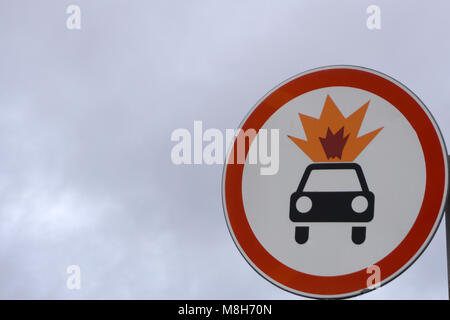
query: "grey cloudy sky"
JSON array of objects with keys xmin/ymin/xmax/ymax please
[{"xmin": 0, "ymin": 0, "xmax": 448, "ymax": 299}]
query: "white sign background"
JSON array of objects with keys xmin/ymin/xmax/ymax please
[{"xmin": 242, "ymin": 86, "xmax": 426, "ymax": 276}]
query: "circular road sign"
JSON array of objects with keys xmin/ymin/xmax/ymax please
[{"xmin": 222, "ymin": 65, "xmax": 448, "ymax": 299}]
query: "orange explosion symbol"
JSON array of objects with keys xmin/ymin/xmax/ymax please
[{"xmin": 288, "ymin": 95, "xmax": 383, "ymax": 162}]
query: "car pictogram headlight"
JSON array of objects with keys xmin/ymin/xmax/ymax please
[
  {"xmin": 296, "ymin": 196, "xmax": 312, "ymax": 213},
  {"xmin": 352, "ymin": 195, "xmax": 368, "ymax": 213}
]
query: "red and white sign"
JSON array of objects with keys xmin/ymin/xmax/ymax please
[{"xmin": 222, "ymin": 66, "xmax": 448, "ymax": 299}]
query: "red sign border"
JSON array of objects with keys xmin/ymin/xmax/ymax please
[{"xmin": 223, "ymin": 66, "xmax": 448, "ymax": 299}]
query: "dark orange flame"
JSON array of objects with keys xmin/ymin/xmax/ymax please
[
  {"xmin": 319, "ymin": 127, "xmax": 349, "ymax": 160},
  {"xmin": 288, "ymin": 95, "xmax": 383, "ymax": 162}
]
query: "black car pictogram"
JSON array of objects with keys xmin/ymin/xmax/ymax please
[{"xmin": 289, "ymin": 162, "xmax": 374, "ymax": 245}]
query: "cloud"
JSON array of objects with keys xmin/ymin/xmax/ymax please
[{"xmin": 0, "ymin": 0, "xmax": 447, "ymax": 299}]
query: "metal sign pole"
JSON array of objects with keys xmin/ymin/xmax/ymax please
[{"xmin": 446, "ymin": 155, "xmax": 450, "ymax": 300}]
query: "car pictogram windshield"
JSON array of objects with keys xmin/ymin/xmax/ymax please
[{"xmin": 303, "ymin": 168, "xmax": 363, "ymax": 192}]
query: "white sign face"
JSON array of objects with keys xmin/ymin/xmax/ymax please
[{"xmin": 222, "ymin": 66, "xmax": 448, "ymax": 299}]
